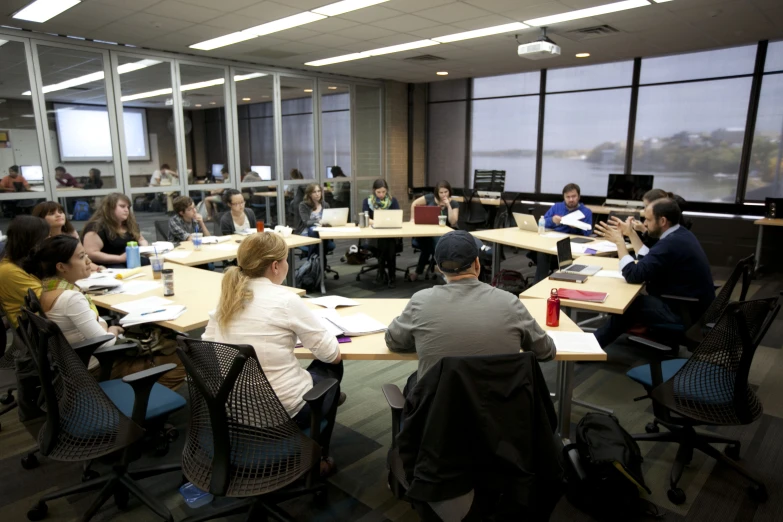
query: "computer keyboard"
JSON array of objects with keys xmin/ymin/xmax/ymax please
[{"xmin": 566, "ymin": 264, "xmax": 586, "ymax": 272}]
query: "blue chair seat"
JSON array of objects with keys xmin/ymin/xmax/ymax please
[
  {"xmin": 627, "ymin": 359, "xmax": 687, "ymax": 389},
  {"xmin": 100, "ymin": 379, "xmax": 186, "ymax": 421}
]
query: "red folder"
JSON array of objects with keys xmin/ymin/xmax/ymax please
[{"xmin": 557, "ymin": 288, "xmax": 608, "ymax": 303}]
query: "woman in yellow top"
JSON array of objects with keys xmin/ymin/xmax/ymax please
[{"xmin": 0, "ymin": 216, "xmax": 50, "ymax": 328}]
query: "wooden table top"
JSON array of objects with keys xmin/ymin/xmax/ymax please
[
  {"xmin": 91, "ymin": 264, "xmax": 304, "ymax": 333},
  {"xmin": 164, "ymin": 233, "xmax": 320, "ymax": 267},
  {"xmin": 294, "ymin": 297, "xmax": 606, "ymax": 362},
  {"xmin": 520, "ymin": 256, "xmax": 643, "ymax": 315},
  {"xmin": 471, "ymin": 227, "xmax": 586, "ymax": 254},
  {"xmin": 316, "ymin": 221, "xmax": 454, "ymax": 240},
  {"xmin": 754, "ymin": 218, "xmax": 783, "ymax": 227}
]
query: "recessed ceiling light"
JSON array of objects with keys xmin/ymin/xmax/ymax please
[
  {"xmin": 13, "ymin": 0, "xmax": 81, "ymax": 23},
  {"xmin": 304, "ymin": 89, "xmax": 313, "ymax": 93},
  {"xmin": 312, "ymin": 0, "xmax": 389, "ymax": 17},
  {"xmin": 433, "ymin": 22, "xmax": 529, "ymax": 43},
  {"xmin": 328, "ymin": 86, "xmax": 338, "ymax": 90},
  {"xmin": 436, "ymin": 71, "xmax": 448, "ymax": 76},
  {"xmin": 195, "ymin": 104, "xmax": 202, "ymax": 107},
  {"xmin": 576, "ymin": 52, "xmax": 590, "ymax": 58},
  {"xmin": 209, "ymin": 102, "xmax": 216, "ymax": 105},
  {"xmin": 525, "ymin": 0, "xmax": 651, "ymax": 27},
  {"xmin": 242, "ymin": 97, "xmax": 251, "ymax": 101}
]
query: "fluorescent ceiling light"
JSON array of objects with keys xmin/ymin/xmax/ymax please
[
  {"xmin": 305, "ymin": 52, "xmax": 371, "ymax": 66},
  {"xmin": 436, "ymin": 71, "xmax": 448, "ymax": 76},
  {"xmin": 368, "ymin": 40, "xmax": 439, "ymax": 56},
  {"xmin": 121, "ymin": 88, "xmax": 173, "ymax": 102},
  {"xmin": 233, "ymin": 72, "xmax": 266, "ymax": 81},
  {"xmin": 244, "ymin": 12, "xmax": 326, "ymax": 36},
  {"xmin": 23, "ymin": 59, "xmax": 161, "ymax": 96},
  {"xmin": 525, "ymin": 0, "xmax": 651, "ymax": 27},
  {"xmin": 120, "ymin": 73, "xmax": 264, "ymax": 102},
  {"xmin": 13, "ymin": 0, "xmax": 80, "ymax": 23},
  {"xmin": 190, "ymin": 32, "xmax": 256, "ymax": 51},
  {"xmin": 652, "ymin": 0, "xmax": 673, "ymax": 2},
  {"xmin": 116, "ymin": 59, "xmax": 162, "ymax": 74},
  {"xmin": 312, "ymin": 0, "xmax": 389, "ymax": 17},
  {"xmin": 433, "ymin": 22, "xmax": 529, "ymax": 43}
]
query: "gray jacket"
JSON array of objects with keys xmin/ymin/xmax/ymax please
[
  {"xmin": 219, "ymin": 208, "xmax": 256, "ymax": 236},
  {"xmin": 297, "ymin": 201, "xmax": 330, "ymax": 234},
  {"xmin": 385, "ymin": 278, "xmax": 556, "ymax": 378}
]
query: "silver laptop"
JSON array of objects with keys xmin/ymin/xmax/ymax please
[
  {"xmin": 513, "ymin": 212, "xmax": 539, "ymax": 233},
  {"xmin": 320, "ymin": 207, "xmax": 349, "ymax": 227},
  {"xmin": 372, "ymin": 209, "xmax": 403, "ymax": 229},
  {"xmin": 556, "ymin": 238, "xmax": 601, "ymax": 276}
]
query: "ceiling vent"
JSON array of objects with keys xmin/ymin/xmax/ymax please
[
  {"xmin": 404, "ymin": 54, "xmax": 446, "ymax": 62},
  {"xmin": 566, "ymin": 25, "xmax": 621, "ymax": 41}
]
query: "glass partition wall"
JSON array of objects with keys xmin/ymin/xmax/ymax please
[{"xmin": 320, "ymin": 81, "xmax": 352, "ymax": 219}]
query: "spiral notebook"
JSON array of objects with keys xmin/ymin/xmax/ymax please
[{"xmin": 557, "ymin": 289, "xmax": 608, "ymax": 303}]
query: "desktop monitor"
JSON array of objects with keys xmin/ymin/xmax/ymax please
[
  {"xmin": 21, "ymin": 165, "xmax": 44, "ymax": 183},
  {"xmin": 211, "ymin": 164, "xmax": 225, "ymax": 180},
  {"xmin": 473, "ymin": 170, "xmax": 506, "ymax": 194},
  {"xmin": 251, "ymin": 165, "xmax": 272, "ymax": 181},
  {"xmin": 606, "ymin": 174, "xmax": 654, "ymax": 203}
]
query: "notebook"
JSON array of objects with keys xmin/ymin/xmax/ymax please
[
  {"xmin": 557, "ymin": 289, "xmax": 608, "ymax": 303},
  {"xmin": 325, "ymin": 313, "xmax": 388, "ymax": 336},
  {"xmin": 549, "ymin": 272, "xmax": 588, "ymax": 284}
]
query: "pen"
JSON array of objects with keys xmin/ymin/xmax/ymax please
[{"xmin": 141, "ymin": 309, "xmax": 166, "ymax": 316}]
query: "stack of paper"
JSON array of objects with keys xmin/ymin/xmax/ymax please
[
  {"xmin": 325, "ymin": 313, "xmax": 387, "ymax": 336},
  {"xmin": 561, "ymin": 210, "xmax": 592, "ymax": 232},
  {"xmin": 117, "ymin": 281, "xmax": 162, "ymax": 296},
  {"xmin": 76, "ymin": 273, "xmax": 123, "ymax": 291},
  {"xmin": 140, "ymin": 241, "xmax": 174, "ymax": 254},
  {"xmin": 309, "ymin": 296, "xmax": 360, "ymax": 309},
  {"xmin": 163, "ymin": 251, "xmax": 192, "ymax": 260},
  {"xmin": 120, "ymin": 305, "xmax": 187, "ymax": 327},
  {"xmin": 590, "ymin": 240, "xmax": 619, "ymax": 253},
  {"xmin": 114, "ymin": 296, "xmax": 175, "ymax": 314},
  {"xmin": 546, "ymin": 331, "xmax": 605, "ymax": 355},
  {"xmin": 542, "ymin": 232, "xmax": 568, "ymax": 239},
  {"xmin": 236, "ymin": 229, "xmax": 256, "ymax": 236},
  {"xmin": 594, "ymin": 270, "xmax": 625, "ymax": 280}
]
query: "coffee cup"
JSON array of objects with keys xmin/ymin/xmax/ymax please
[
  {"xmin": 151, "ymin": 256, "xmax": 164, "ymax": 279},
  {"xmin": 192, "ymin": 232, "xmax": 203, "ymax": 251}
]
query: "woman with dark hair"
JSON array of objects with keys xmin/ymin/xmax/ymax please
[
  {"xmin": 408, "ymin": 180, "xmax": 460, "ymax": 281},
  {"xmin": 0, "ymin": 215, "xmax": 49, "ymax": 328},
  {"xmin": 83, "ymin": 168, "xmax": 103, "ymax": 190},
  {"xmin": 219, "ymin": 189, "xmax": 256, "ymax": 235},
  {"xmin": 32, "ymin": 201, "xmax": 79, "ymax": 239},
  {"xmin": 362, "ymin": 179, "xmax": 401, "ymax": 288},
  {"xmin": 297, "ymin": 183, "xmax": 334, "ymax": 256},
  {"xmin": 83, "ymin": 192, "xmax": 149, "ymax": 268}
]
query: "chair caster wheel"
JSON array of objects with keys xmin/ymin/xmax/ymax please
[
  {"xmin": 333, "ymin": 274, "xmax": 339, "ymax": 280},
  {"xmin": 27, "ymin": 501, "xmax": 48, "ymax": 521},
  {"xmin": 748, "ymin": 485, "xmax": 768, "ymax": 503},
  {"xmin": 667, "ymin": 487, "xmax": 686, "ymax": 505},
  {"xmin": 645, "ymin": 422, "xmax": 659, "ymax": 434},
  {"xmin": 81, "ymin": 469, "xmax": 100, "ymax": 482},
  {"xmin": 724, "ymin": 444, "xmax": 741, "ymax": 460},
  {"xmin": 21, "ymin": 454, "xmax": 40, "ymax": 470},
  {"xmin": 0, "ymin": 392, "xmax": 14, "ymax": 405}
]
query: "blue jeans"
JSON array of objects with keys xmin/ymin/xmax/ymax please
[
  {"xmin": 292, "ymin": 359, "xmax": 344, "ymax": 455},
  {"xmin": 594, "ymin": 294, "xmax": 683, "ymax": 348},
  {"xmin": 301, "ymin": 227, "xmax": 335, "ymax": 257}
]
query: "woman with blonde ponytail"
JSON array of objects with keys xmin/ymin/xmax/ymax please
[{"xmin": 203, "ymin": 232, "xmax": 345, "ymax": 476}]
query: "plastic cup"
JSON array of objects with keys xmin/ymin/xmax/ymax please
[
  {"xmin": 151, "ymin": 256, "xmax": 164, "ymax": 279},
  {"xmin": 192, "ymin": 232, "xmax": 203, "ymax": 251},
  {"xmin": 256, "ymin": 220, "xmax": 265, "ymax": 232},
  {"xmin": 438, "ymin": 215, "xmax": 447, "ymax": 226}
]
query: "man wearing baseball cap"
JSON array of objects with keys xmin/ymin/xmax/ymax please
[{"xmin": 386, "ymin": 230, "xmax": 555, "ymax": 390}]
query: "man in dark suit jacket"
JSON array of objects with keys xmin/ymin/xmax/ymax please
[{"xmin": 593, "ymin": 198, "xmax": 714, "ymax": 348}]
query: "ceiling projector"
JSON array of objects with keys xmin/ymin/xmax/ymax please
[{"xmin": 518, "ymin": 28, "xmax": 561, "ymax": 60}]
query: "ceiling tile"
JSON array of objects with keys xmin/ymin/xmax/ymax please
[
  {"xmin": 177, "ymin": 0, "xmax": 259, "ymax": 9},
  {"xmin": 144, "ymin": 1, "xmax": 224, "ymax": 24},
  {"xmin": 141, "ymin": 32, "xmax": 204, "ymax": 49},
  {"xmin": 384, "ymin": 0, "xmax": 455, "ymax": 14},
  {"xmin": 35, "ymin": 4, "xmax": 137, "ymax": 32},
  {"xmin": 89, "ymin": 23, "xmax": 165, "ymax": 44},
  {"xmin": 176, "ymin": 24, "xmax": 230, "ymax": 38},
  {"xmin": 306, "ymin": 17, "xmax": 360, "ymax": 32},
  {"xmin": 335, "ymin": 24, "xmax": 399, "ymax": 40},
  {"xmin": 234, "ymin": 2, "xmax": 304, "ymax": 22},
  {"xmin": 416, "ymin": 3, "xmax": 494, "ymax": 24},
  {"xmin": 205, "ymin": 13, "xmax": 264, "ymax": 31},
  {"xmin": 301, "ymin": 33, "xmax": 364, "ymax": 48},
  {"xmin": 406, "ymin": 24, "xmax": 463, "ymax": 38},
  {"xmin": 365, "ymin": 34, "xmax": 431, "ymax": 47},
  {"xmin": 463, "ymin": 0, "xmax": 544, "ymax": 15},
  {"xmin": 270, "ymin": 27, "xmax": 325, "ymax": 41},
  {"xmin": 269, "ymin": 41, "xmax": 325, "ymax": 54},
  {"xmin": 337, "ymin": 6, "xmax": 405, "ymax": 23},
  {"xmin": 121, "ymin": 12, "xmax": 195, "ymax": 33},
  {"xmin": 449, "ymin": 14, "xmax": 520, "ymax": 30},
  {"xmin": 501, "ymin": 2, "xmax": 571, "ymax": 22},
  {"xmin": 92, "ymin": 0, "xmax": 160, "ymax": 9},
  {"xmin": 371, "ymin": 14, "xmax": 442, "ymax": 31}
]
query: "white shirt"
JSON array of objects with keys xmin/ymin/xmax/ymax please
[
  {"xmin": 202, "ymin": 278, "xmax": 339, "ymax": 417},
  {"xmin": 233, "ymin": 214, "xmax": 250, "ymax": 233},
  {"xmin": 619, "ymin": 224, "xmax": 681, "ymax": 270},
  {"xmin": 46, "ymin": 290, "xmax": 116, "ymax": 370}
]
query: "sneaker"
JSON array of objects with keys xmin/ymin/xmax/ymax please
[{"xmin": 337, "ymin": 392, "xmax": 347, "ymax": 406}]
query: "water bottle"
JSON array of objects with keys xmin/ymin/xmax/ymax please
[
  {"xmin": 546, "ymin": 288, "xmax": 560, "ymax": 327},
  {"xmin": 125, "ymin": 241, "xmax": 140, "ymax": 269},
  {"xmin": 538, "ymin": 216, "xmax": 546, "ymax": 235}
]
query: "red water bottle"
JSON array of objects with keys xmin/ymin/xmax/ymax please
[{"xmin": 547, "ymin": 288, "xmax": 560, "ymax": 327}]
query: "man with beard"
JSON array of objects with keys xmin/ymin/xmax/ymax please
[{"xmin": 593, "ymin": 198, "xmax": 714, "ymax": 348}]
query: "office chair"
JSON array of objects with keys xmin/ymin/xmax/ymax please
[
  {"xmin": 403, "ymin": 237, "xmax": 437, "ymax": 282},
  {"xmin": 459, "ymin": 189, "xmax": 489, "ymax": 231},
  {"xmin": 154, "ymin": 220, "xmax": 171, "ymax": 242},
  {"xmin": 0, "ymin": 308, "xmax": 18, "ymax": 433},
  {"xmin": 497, "ymin": 191, "xmax": 523, "ymax": 229},
  {"xmin": 19, "ymin": 309, "xmax": 185, "ymax": 521},
  {"xmin": 176, "ymin": 338, "xmax": 334, "ymax": 522},
  {"xmin": 626, "ymin": 295, "xmax": 781, "ymax": 505},
  {"xmin": 357, "ymin": 238, "xmax": 407, "ymax": 283}
]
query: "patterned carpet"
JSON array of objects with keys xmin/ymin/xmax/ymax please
[{"xmin": 1, "ymin": 213, "xmax": 782, "ymax": 521}]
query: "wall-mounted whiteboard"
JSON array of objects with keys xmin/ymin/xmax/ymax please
[{"xmin": 54, "ymin": 103, "xmax": 150, "ymax": 162}]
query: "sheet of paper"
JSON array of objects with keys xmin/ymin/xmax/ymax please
[
  {"xmin": 120, "ymin": 305, "xmax": 186, "ymax": 326},
  {"xmin": 140, "ymin": 241, "xmax": 174, "ymax": 254},
  {"xmin": 546, "ymin": 331, "xmax": 605, "ymax": 354},
  {"xmin": 114, "ymin": 296, "xmax": 175, "ymax": 314},
  {"xmin": 594, "ymin": 270, "xmax": 625, "ymax": 280},
  {"xmin": 75, "ymin": 276, "xmax": 123, "ymax": 290},
  {"xmin": 309, "ymin": 296, "xmax": 360, "ymax": 309},
  {"xmin": 212, "ymin": 244, "xmax": 240, "ymax": 251},
  {"xmin": 327, "ymin": 313, "xmax": 388, "ymax": 336},
  {"xmin": 541, "ymin": 232, "xmax": 568, "ymax": 239},
  {"xmin": 118, "ymin": 281, "xmax": 162, "ymax": 296},
  {"xmin": 201, "ymin": 235, "xmax": 233, "ymax": 244},
  {"xmin": 163, "ymin": 251, "xmax": 192, "ymax": 259},
  {"xmin": 570, "ymin": 243, "xmax": 591, "ymax": 255},
  {"xmin": 561, "ymin": 211, "xmax": 592, "ymax": 231},
  {"xmin": 313, "ymin": 226, "xmax": 362, "ymax": 233},
  {"xmin": 589, "ymin": 240, "xmax": 619, "ymax": 253}
]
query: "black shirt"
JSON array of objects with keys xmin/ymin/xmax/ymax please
[{"xmin": 84, "ymin": 223, "xmax": 135, "ymax": 256}]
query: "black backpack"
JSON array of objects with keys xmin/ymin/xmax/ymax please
[
  {"xmin": 295, "ymin": 253, "xmax": 322, "ymax": 291},
  {"xmin": 564, "ymin": 413, "xmax": 659, "ymax": 521}
]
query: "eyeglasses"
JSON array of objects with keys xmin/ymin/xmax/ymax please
[{"xmin": 230, "ymin": 201, "xmax": 245, "ymax": 207}]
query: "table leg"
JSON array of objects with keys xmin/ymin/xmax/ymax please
[
  {"xmin": 265, "ymin": 196, "xmax": 272, "ymax": 225},
  {"xmin": 557, "ymin": 361, "xmax": 575, "ymax": 440},
  {"xmin": 754, "ymin": 225, "xmax": 763, "ymax": 273},
  {"xmin": 288, "ymin": 248, "xmax": 296, "ymax": 288},
  {"xmin": 491, "ymin": 242, "xmax": 500, "ymax": 279},
  {"xmin": 319, "ymin": 240, "xmax": 326, "ymax": 294}
]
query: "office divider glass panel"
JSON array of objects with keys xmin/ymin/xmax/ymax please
[
  {"xmin": 325, "ymin": 181, "xmax": 352, "ymax": 221},
  {"xmin": 633, "ymin": 78, "xmax": 752, "ymax": 202},
  {"xmin": 428, "ymin": 101, "xmax": 466, "ymax": 189},
  {"xmin": 473, "ymin": 71, "xmax": 539, "ymax": 99},
  {"xmin": 547, "ymin": 61, "xmax": 633, "ymax": 92},
  {"xmin": 747, "ymin": 74, "xmax": 783, "ymax": 199},
  {"xmin": 640, "ymin": 46, "xmax": 756, "ymax": 84},
  {"xmin": 321, "ymin": 82, "xmax": 351, "ymax": 218},
  {"xmin": 765, "ymin": 41, "xmax": 783, "ymax": 72},
  {"xmin": 0, "ymin": 39, "xmax": 47, "ymax": 227},
  {"xmin": 284, "ymin": 182, "xmax": 309, "ymax": 231},
  {"xmin": 354, "ymin": 84, "xmax": 382, "ymax": 179},
  {"xmin": 281, "ymin": 77, "xmax": 315, "ymax": 180},
  {"xmin": 541, "ymin": 89, "xmax": 631, "ymax": 196},
  {"xmin": 471, "ymin": 96, "xmax": 538, "ymax": 192},
  {"xmin": 235, "ymin": 70, "xmax": 276, "ymax": 184},
  {"xmin": 36, "ymin": 45, "xmax": 120, "ymax": 193}
]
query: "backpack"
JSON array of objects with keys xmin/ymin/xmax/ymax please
[
  {"xmin": 564, "ymin": 413, "xmax": 658, "ymax": 521},
  {"xmin": 295, "ymin": 253, "xmax": 323, "ymax": 291},
  {"xmin": 491, "ymin": 269, "xmax": 527, "ymax": 296},
  {"xmin": 72, "ymin": 200, "xmax": 91, "ymax": 221}
]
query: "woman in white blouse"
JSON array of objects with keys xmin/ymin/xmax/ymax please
[
  {"xmin": 218, "ymin": 189, "xmax": 257, "ymax": 235},
  {"xmin": 203, "ymin": 232, "xmax": 344, "ymax": 476}
]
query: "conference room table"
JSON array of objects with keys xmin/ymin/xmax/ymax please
[
  {"xmin": 314, "ymin": 222, "xmax": 453, "ymax": 294},
  {"xmin": 294, "ymin": 297, "xmax": 606, "ymax": 439},
  {"xmin": 90, "ymin": 264, "xmax": 304, "ymax": 333},
  {"xmin": 753, "ymin": 218, "xmax": 783, "ymax": 272}
]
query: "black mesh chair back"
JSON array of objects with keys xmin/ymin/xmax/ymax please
[
  {"xmin": 655, "ymin": 296, "xmax": 780, "ymax": 426},
  {"xmin": 19, "ymin": 309, "xmax": 143, "ymax": 461},
  {"xmin": 461, "ymin": 188, "xmax": 488, "ymax": 228},
  {"xmin": 498, "ymin": 191, "xmax": 522, "ymax": 228},
  {"xmin": 177, "ymin": 338, "xmax": 318, "ymax": 498},
  {"xmin": 154, "ymin": 220, "xmax": 170, "ymax": 242}
]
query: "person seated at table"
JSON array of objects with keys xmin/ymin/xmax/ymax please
[
  {"xmin": 386, "ymin": 230, "xmax": 555, "ymax": 392},
  {"xmin": 54, "ymin": 166, "xmax": 80, "ymax": 188},
  {"xmin": 83, "ymin": 193, "xmax": 149, "ymax": 269},
  {"xmin": 298, "ymin": 183, "xmax": 335, "ymax": 257},
  {"xmin": 408, "ymin": 180, "xmax": 459, "ymax": 281},
  {"xmin": 149, "ymin": 164, "xmax": 179, "ymax": 187},
  {"xmin": 0, "ymin": 215, "xmax": 49, "ymax": 328},
  {"xmin": 0, "ymin": 165, "xmax": 31, "ymax": 192},
  {"xmin": 242, "ymin": 166, "xmax": 262, "ymax": 183},
  {"xmin": 219, "ymin": 189, "xmax": 256, "ymax": 235},
  {"xmin": 32, "ymin": 201, "xmax": 79, "ymax": 239},
  {"xmin": 168, "ymin": 195, "xmax": 209, "ymax": 242},
  {"xmin": 83, "ymin": 168, "xmax": 103, "ymax": 190},
  {"xmin": 202, "ymin": 232, "xmax": 345, "ymax": 476},
  {"xmin": 593, "ymin": 198, "xmax": 714, "ymax": 349},
  {"xmin": 203, "ymin": 167, "xmax": 229, "ymax": 221},
  {"xmin": 534, "ymin": 183, "xmax": 593, "ymax": 283},
  {"xmin": 362, "ymin": 178, "xmax": 401, "ymax": 288}
]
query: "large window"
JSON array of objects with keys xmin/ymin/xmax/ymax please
[
  {"xmin": 281, "ymin": 76, "xmax": 315, "ymax": 180},
  {"xmin": 547, "ymin": 61, "xmax": 633, "ymax": 92},
  {"xmin": 428, "ymin": 101, "xmax": 466, "ymax": 189},
  {"xmin": 473, "ymin": 72, "xmax": 539, "ymax": 98}
]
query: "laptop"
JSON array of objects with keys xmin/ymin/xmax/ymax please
[
  {"xmin": 513, "ymin": 213, "xmax": 539, "ymax": 233},
  {"xmin": 414, "ymin": 205, "xmax": 440, "ymax": 225},
  {"xmin": 372, "ymin": 209, "xmax": 403, "ymax": 229},
  {"xmin": 320, "ymin": 207, "xmax": 349, "ymax": 227},
  {"xmin": 556, "ymin": 238, "xmax": 601, "ymax": 276}
]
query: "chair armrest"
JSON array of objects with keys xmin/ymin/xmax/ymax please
[
  {"xmin": 71, "ymin": 335, "xmax": 115, "ymax": 367},
  {"xmin": 302, "ymin": 378, "xmax": 338, "ymax": 403},
  {"xmin": 93, "ymin": 342, "xmax": 136, "ymax": 381},
  {"xmin": 628, "ymin": 335, "xmax": 676, "ymax": 352},
  {"xmin": 382, "ymin": 383, "xmax": 405, "ymax": 411},
  {"xmin": 302, "ymin": 378, "xmax": 338, "ymax": 445},
  {"xmin": 661, "ymin": 294, "xmax": 699, "ymax": 303},
  {"xmin": 122, "ymin": 363, "xmax": 177, "ymax": 425}
]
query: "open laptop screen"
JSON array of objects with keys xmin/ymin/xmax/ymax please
[{"xmin": 556, "ymin": 238, "xmax": 573, "ymax": 269}]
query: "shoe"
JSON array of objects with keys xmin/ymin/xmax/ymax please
[
  {"xmin": 320, "ymin": 457, "xmax": 337, "ymax": 478},
  {"xmin": 337, "ymin": 392, "xmax": 347, "ymax": 406},
  {"xmin": 408, "ymin": 272, "xmax": 418, "ymax": 282},
  {"xmin": 388, "ymin": 278, "xmax": 396, "ymax": 289}
]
